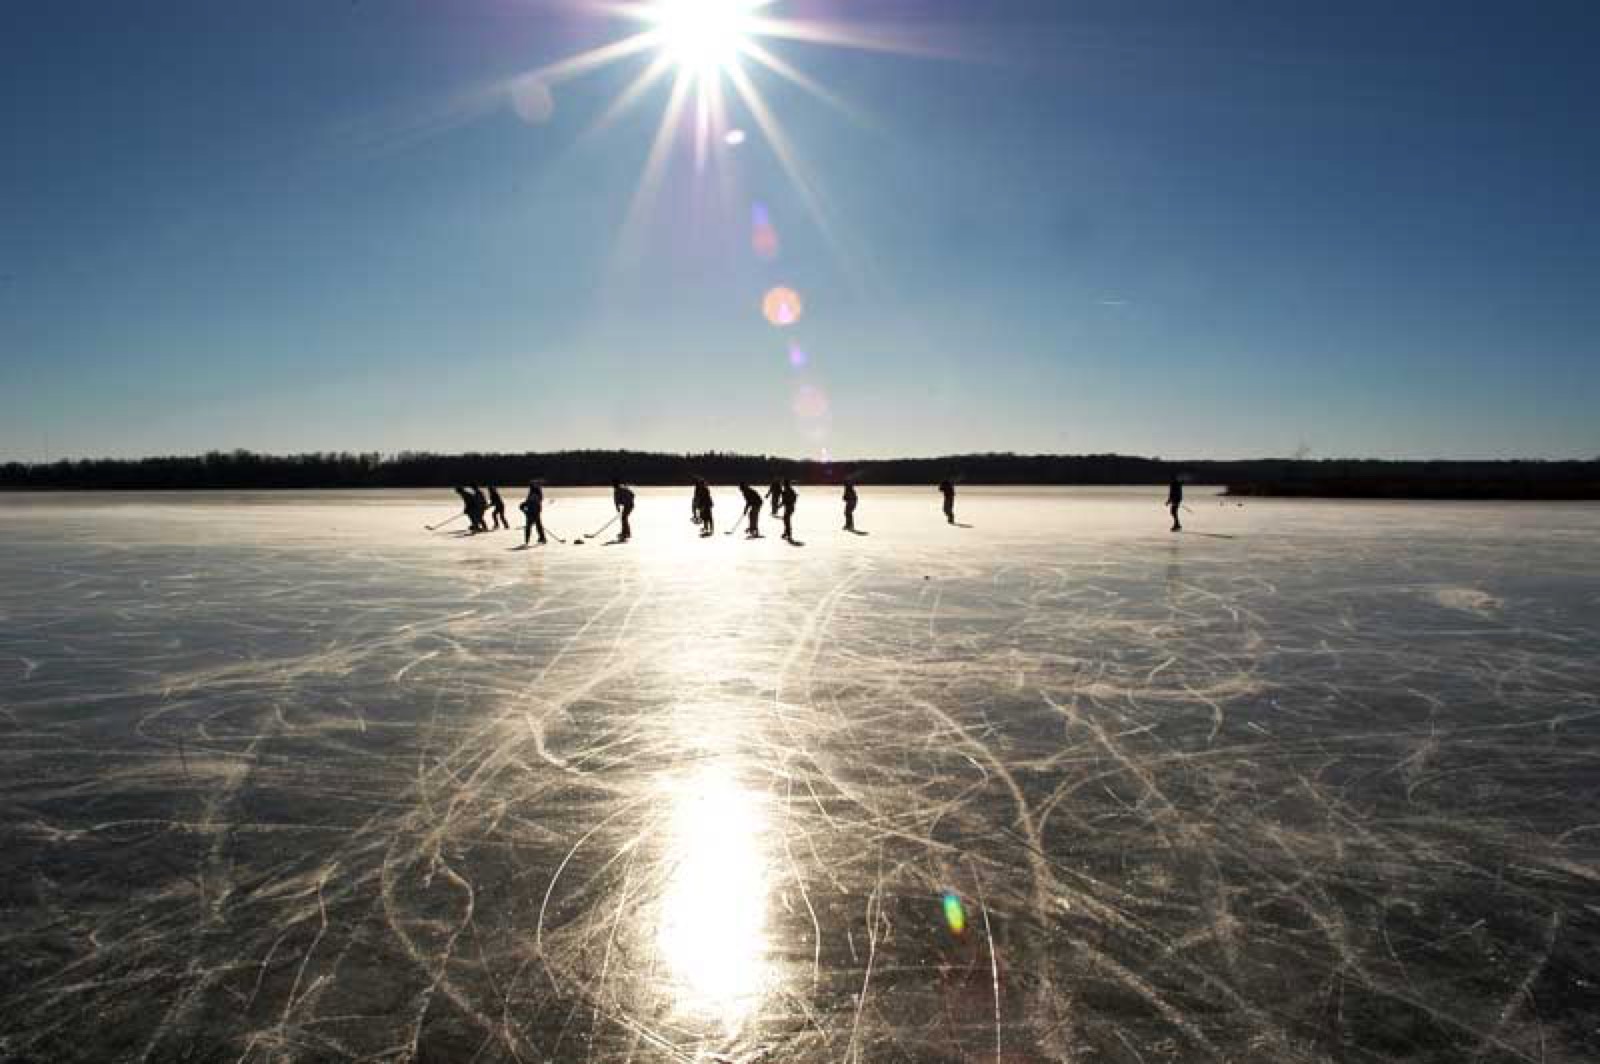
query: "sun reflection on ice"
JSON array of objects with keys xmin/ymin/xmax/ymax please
[{"xmin": 654, "ymin": 764, "xmax": 774, "ymax": 1033}]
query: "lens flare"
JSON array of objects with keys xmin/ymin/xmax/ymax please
[
  {"xmin": 509, "ymin": 77, "xmax": 555, "ymax": 124},
  {"xmin": 752, "ymin": 223, "xmax": 780, "ymax": 258},
  {"xmin": 787, "ymin": 342, "xmax": 807, "ymax": 368},
  {"xmin": 751, "ymin": 203, "xmax": 780, "ymax": 258},
  {"xmin": 943, "ymin": 892, "xmax": 967, "ymax": 935},
  {"xmin": 512, "ymin": 1, "xmax": 944, "ymax": 255},
  {"xmin": 762, "ymin": 285, "xmax": 803, "ymax": 327},
  {"xmin": 793, "ymin": 383, "xmax": 829, "ymax": 420}
]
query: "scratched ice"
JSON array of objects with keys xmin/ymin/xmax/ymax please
[{"xmin": 1, "ymin": 489, "xmax": 1598, "ymax": 1063}]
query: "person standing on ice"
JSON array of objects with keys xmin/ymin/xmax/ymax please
[
  {"xmin": 458, "ymin": 486, "xmax": 487, "ymax": 533},
  {"xmin": 468, "ymin": 486, "xmax": 491, "ymax": 532},
  {"xmin": 766, "ymin": 477, "xmax": 784, "ymax": 518},
  {"xmin": 738, "ymin": 482, "xmax": 763, "ymax": 537},
  {"xmin": 453, "ymin": 487, "xmax": 480, "ymax": 532},
  {"xmin": 487, "ymin": 485, "xmax": 509, "ymax": 530},
  {"xmin": 612, "ymin": 478, "xmax": 636, "ymax": 542},
  {"xmin": 519, "ymin": 481, "xmax": 546, "ymax": 546},
  {"xmin": 780, "ymin": 479, "xmax": 798, "ymax": 542},
  {"xmin": 1166, "ymin": 475, "xmax": 1184, "ymax": 532},
  {"xmin": 938, "ymin": 478, "xmax": 957, "ymax": 525},
  {"xmin": 691, "ymin": 477, "xmax": 715, "ymax": 536},
  {"xmin": 842, "ymin": 478, "xmax": 859, "ymax": 532}
]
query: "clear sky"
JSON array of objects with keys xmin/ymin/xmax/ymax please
[{"xmin": 2, "ymin": 0, "xmax": 1597, "ymax": 462}]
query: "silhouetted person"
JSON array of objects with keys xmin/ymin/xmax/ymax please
[
  {"xmin": 691, "ymin": 478, "xmax": 715, "ymax": 536},
  {"xmin": 488, "ymin": 486, "xmax": 508, "ymax": 530},
  {"xmin": 1167, "ymin": 476, "xmax": 1184, "ymax": 532},
  {"xmin": 780, "ymin": 479, "xmax": 798, "ymax": 542},
  {"xmin": 612, "ymin": 479, "xmax": 635, "ymax": 541},
  {"xmin": 520, "ymin": 481, "xmax": 546, "ymax": 545},
  {"xmin": 939, "ymin": 478, "xmax": 956, "ymax": 525},
  {"xmin": 842, "ymin": 479, "xmax": 858, "ymax": 531},
  {"xmin": 766, "ymin": 478, "xmax": 784, "ymax": 518},
  {"xmin": 469, "ymin": 486, "xmax": 490, "ymax": 532},
  {"xmin": 738, "ymin": 482, "xmax": 762, "ymax": 537},
  {"xmin": 453, "ymin": 486, "xmax": 475, "ymax": 528},
  {"xmin": 457, "ymin": 486, "xmax": 486, "ymax": 533}
]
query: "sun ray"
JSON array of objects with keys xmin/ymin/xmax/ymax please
[
  {"xmin": 703, "ymin": 69, "xmax": 738, "ymax": 209},
  {"xmin": 514, "ymin": 0, "xmax": 939, "ymax": 279},
  {"xmin": 693, "ymin": 70, "xmax": 714, "ymax": 172},
  {"xmin": 582, "ymin": 52, "xmax": 676, "ymax": 142},
  {"xmin": 725, "ymin": 60, "xmax": 872, "ymax": 288},
  {"xmin": 529, "ymin": 29, "xmax": 663, "ymax": 84},
  {"xmin": 724, "ymin": 65, "xmax": 834, "ymax": 250},
  {"xmin": 744, "ymin": 16, "xmax": 961, "ymax": 59},
  {"xmin": 737, "ymin": 39, "xmax": 868, "ymax": 125}
]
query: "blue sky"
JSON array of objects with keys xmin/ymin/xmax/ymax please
[{"xmin": 2, "ymin": 0, "xmax": 1596, "ymax": 461}]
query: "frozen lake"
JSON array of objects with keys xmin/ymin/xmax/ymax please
[{"xmin": 1, "ymin": 487, "xmax": 1597, "ymax": 1063}]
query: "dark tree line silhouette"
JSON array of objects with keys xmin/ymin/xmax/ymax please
[{"xmin": 1, "ymin": 450, "xmax": 1596, "ymax": 499}]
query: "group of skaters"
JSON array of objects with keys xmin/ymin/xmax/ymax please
[
  {"xmin": 695, "ymin": 477, "xmax": 802, "ymax": 540},
  {"xmin": 672, "ymin": 475, "xmax": 939, "ymax": 543},
  {"xmin": 446, "ymin": 474, "xmax": 1189, "ymax": 544},
  {"xmin": 453, "ymin": 478, "xmax": 634, "ymax": 546},
  {"xmin": 450, "ymin": 482, "xmax": 558, "ymax": 545},
  {"xmin": 453, "ymin": 485, "xmax": 506, "ymax": 532},
  {"xmin": 443, "ymin": 476, "xmax": 971, "ymax": 546}
]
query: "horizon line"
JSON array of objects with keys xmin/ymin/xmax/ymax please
[{"xmin": 4, "ymin": 447, "xmax": 1597, "ymax": 467}]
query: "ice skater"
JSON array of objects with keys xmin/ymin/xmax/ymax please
[
  {"xmin": 456, "ymin": 486, "xmax": 486, "ymax": 533},
  {"xmin": 1166, "ymin": 475, "xmax": 1184, "ymax": 532},
  {"xmin": 612, "ymin": 478, "xmax": 636, "ymax": 542},
  {"xmin": 938, "ymin": 478, "xmax": 957, "ymax": 525},
  {"xmin": 766, "ymin": 477, "xmax": 784, "ymax": 518},
  {"xmin": 780, "ymin": 479, "xmax": 798, "ymax": 542},
  {"xmin": 842, "ymin": 478, "xmax": 859, "ymax": 532},
  {"xmin": 487, "ymin": 485, "xmax": 508, "ymax": 530},
  {"xmin": 738, "ymin": 482, "xmax": 763, "ymax": 537},
  {"xmin": 520, "ymin": 480, "xmax": 546, "ymax": 546},
  {"xmin": 691, "ymin": 477, "xmax": 715, "ymax": 536},
  {"xmin": 469, "ymin": 486, "xmax": 491, "ymax": 533}
]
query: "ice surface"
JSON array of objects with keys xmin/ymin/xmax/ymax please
[{"xmin": 1, "ymin": 487, "xmax": 1598, "ymax": 1063}]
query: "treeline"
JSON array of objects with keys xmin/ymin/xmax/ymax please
[
  {"xmin": 0, "ymin": 449, "xmax": 1596, "ymax": 499},
  {"xmin": 1218, "ymin": 459, "xmax": 1600, "ymax": 500}
]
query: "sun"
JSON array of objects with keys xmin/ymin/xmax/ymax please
[
  {"xmin": 647, "ymin": 0, "xmax": 757, "ymax": 79},
  {"xmin": 511, "ymin": 0, "xmax": 937, "ymax": 244}
]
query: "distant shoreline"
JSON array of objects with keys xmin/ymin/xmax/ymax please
[
  {"xmin": 2, "ymin": 450, "xmax": 1596, "ymax": 500},
  {"xmin": 1223, "ymin": 482, "xmax": 1600, "ymax": 501}
]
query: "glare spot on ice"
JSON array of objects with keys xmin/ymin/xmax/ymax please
[{"xmin": 1432, "ymin": 587, "xmax": 1501, "ymax": 617}]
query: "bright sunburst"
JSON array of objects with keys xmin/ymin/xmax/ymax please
[
  {"xmin": 647, "ymin": 0, "xmax": 757, "ymax": 79},
  {"xmin": 514, "ymin": 0, "xmax": 938, "ymax": 243}
]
